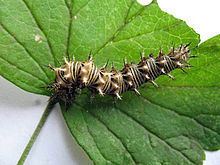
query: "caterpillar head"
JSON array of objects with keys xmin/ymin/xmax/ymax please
[{"xmin": 47, "ymin": 61, "xmax": 78, "ymax": 106}]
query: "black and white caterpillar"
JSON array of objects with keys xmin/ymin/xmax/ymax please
[{"xmin": 48, "ymin": 44, "xmax": 193, "ymax": 106}]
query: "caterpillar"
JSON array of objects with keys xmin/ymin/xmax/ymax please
[{"xmin": 47, "ymin": 44, "xmax": 193, "ymax": 106}]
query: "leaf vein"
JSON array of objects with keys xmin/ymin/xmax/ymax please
[
  {"xmin": 0, "ymin": 56, "xmax": 47, "ymax": 85},
  {"xmin": 87, "ymin": 110, "xmax": 137, "ymax": 164},
  {"xmin": 74, "ymin": 0, "xmax": 93, "ymax": 16},
  {"xmin": 112, "ymin": 20, "xmax": 183, "ymax": 44},
  {"xmin": 75, "ymin": 102, "xmax": 136, "ymax": 164},
  {"xmin": 21, "ymin": 0, "xmax": 57, "ymax": 66},
  {"xmin": 64, "ymin": 0, "xmax": 73, "ymax": 60},
  {"xmin": 140, "ymin": 95, "xmax": 220, "ymax": 136},
  {"xmin": 80, "ymin": 109, "xmax": 114, "ymax": 164},
  {"xmin": 160, "ymin": 85, "xmax": 220, "ymax": 89},
  {"xmin": 93, "ymin": 1, "xmax": 144, "ymax": 56},
  {"xmin": 115, "ymin": 106, "xmax": 196, "ymax": 164},
  {"xmin": 0, "ymin": 22, "xmax": 49, "ymax": 82}
]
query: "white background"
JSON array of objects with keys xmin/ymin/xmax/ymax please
[{"xmin": 0, "ymin": 0, "xmax": 220, "ymax": 164}]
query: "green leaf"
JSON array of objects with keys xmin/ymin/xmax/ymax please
[
  {"xmin": 61, "ymin": 1, "xmax": 219, "ymax": 164},
  {"xmin": 0, "ymin": 0, "xmax": 70, "ymax": 94},
  {"xmin": 1, "ymin": 0, "xmax": 219, "ymax": 164},
  {"xmin": 68, "ymin": 0, "xmax": 200, "ymax": 66}
]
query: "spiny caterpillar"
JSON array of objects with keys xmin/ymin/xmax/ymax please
[{"xmin": 48, "ymin": 44, "xmax": 194, "ymax": 106}]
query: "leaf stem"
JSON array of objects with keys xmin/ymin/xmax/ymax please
[{"xmin": 17, "ymin": 102, "xmax": 54, "ymax": 165}]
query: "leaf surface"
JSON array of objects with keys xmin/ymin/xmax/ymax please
[{"xmin": 0, "ymin": 0, "xmax": 69, "ymax": 94}]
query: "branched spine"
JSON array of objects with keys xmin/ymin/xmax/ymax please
[{"xmin": 48, "ymin": 44, "xmax": 192, "ymax": 105}]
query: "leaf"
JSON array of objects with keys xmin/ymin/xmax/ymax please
[
  {"xmin": 0, "ymin": 0, "xmax": 219, "ymax": 164},
  {"xmin": 68, "ymin": 0, "xmax": 200, "ymax": 66},
  {"xmin": 62, "ymin": 32, "xmax": 220, "ymax": 164},
  {"xmin": 0, "ymin": 0, "xmax": 70, "ymax": 94},
  {"xmin": 60, "ymin": 0, "xmax": 213, "ymax": 164},
  {"xmin": 61, "ymin": 1, "xmax": 219, "ymax": 164}
]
